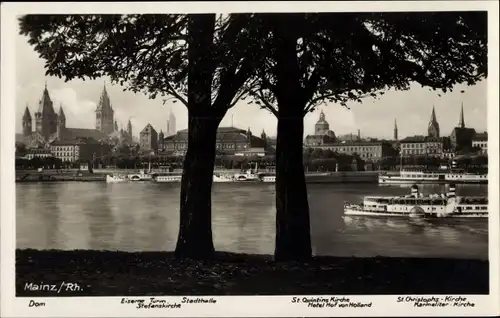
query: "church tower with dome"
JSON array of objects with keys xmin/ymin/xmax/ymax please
[
  {"xmin": 304, "ymin": 109, "xmax": 336, "ymax": 146},
  {"xmin": 315, "ymin": 110, "xmax": 330, "ymax": 135}
]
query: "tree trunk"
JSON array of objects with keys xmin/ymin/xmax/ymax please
[
  {"xmin": 175, "ymin": 112, "xmax": 222, "ymax": 258},
  {"xmin": 174, "ymin": 14, "xmax": 220, "ymax": 259},
  {"xmin": 273, "ymin": 19, "xmax": 312, "ymax": 261},
  {"xmin": 274, "ymin": 110, "xmax": 312, "ymax": 261}
]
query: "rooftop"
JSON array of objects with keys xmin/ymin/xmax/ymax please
[{"xmin": 165, "ymin": 127, "xmax": 267, "ymax": 147}]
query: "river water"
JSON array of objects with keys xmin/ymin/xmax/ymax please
[{"xmin": 16, "ymin": 182, "xmax": 488, "ymax": 260}]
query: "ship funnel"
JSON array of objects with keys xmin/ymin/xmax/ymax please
[
  {"xmin": 447, "ymin": 183, "xmax": 456, "ymax": 198},
  {"xmin": 410, "ymin": 184, "xmax": 419, "ymax": 198}
]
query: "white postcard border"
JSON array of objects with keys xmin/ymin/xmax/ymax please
[{"xmin": 1, "ymin": 1, "xmax": 499, "ymax": 317}]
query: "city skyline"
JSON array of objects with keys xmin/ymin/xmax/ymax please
[{"xmin": 16, "ymin": 26, "xmax": 487, "ymax": 140}]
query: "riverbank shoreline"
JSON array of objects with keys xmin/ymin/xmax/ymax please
[
  {"xmin": 15, "ymin": 171, "xmax": 381, "ymax": 183},
  {"xmin": 16, "ymin": 249, "xmax": 488, "ymax": 296}
]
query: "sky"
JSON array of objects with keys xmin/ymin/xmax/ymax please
[{"xmin": 15, "ymin": 27, "xmax": 487, "ymax": 140}]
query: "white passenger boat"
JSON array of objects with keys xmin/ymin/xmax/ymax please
[
  {"xmin": 153, "ymin": 175, "xmax": 183, "ymax": 183},
  {"xmin": 106, "ymin": 174, "xmax": 128, "ymax": 183},
  {"xmin": 379, "ymin": 158, "xmax": 487, "ymax": 185},
  {"xmin": 213, "ymin": 173, "xmax": 234, "ymax": 183},
  {"xmin": 233, "ymin": 163, "xmax": 274, "ymax": 182},
  {"xmin": 127, "ymin": 169, "xmax": 155, "ymax": 181},
  {"xmin": 379, "ymin": 169, "xmax": 487, "ymax": 185},
  {"xmin": 262, "ymin": 175, "xmax": 276, "ymax": 183},
  {"xmin": 343, "ymin": 184, "xmax": 488, "ymax": 218},
  {"xmin": 234, "ymin": 167, "xmax": 262, "ymax": 181}
]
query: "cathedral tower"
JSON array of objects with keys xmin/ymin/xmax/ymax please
[
  {"xmin": 34, "ymin": 82, "xmax": 58, "ymax": 140},
  {"xmin": 427, "ymin": 105, "xmax": 440, "ymax": 138},
  {"xmin": 22, "ymin": 105, "xmax": 32, "ymax": 137},
  {"xmin": 95, "ymin": 83, "xmax": 115, "ymax": 135}
]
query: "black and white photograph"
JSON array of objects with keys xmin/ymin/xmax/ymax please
[{"xmin": 1, "ymin": 1, "xmax": 499, "ymax": 317}]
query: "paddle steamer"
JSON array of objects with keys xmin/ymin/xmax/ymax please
[{"xmin": 343, "ymin": 184, "xmax": 487, "ymax": 218}]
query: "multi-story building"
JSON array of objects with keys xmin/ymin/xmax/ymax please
[
  {"xmin": 140, "ymin": 123, "xmax": 158, "ymax": 152},
  {"xmin": 309, "ymin": 141, "xmax": 394, "ymax": 161},
  {"xmin": 162, "ymin": 126, "xmax": 272, "ymax": 157},
  {"xmin": 400, "ymin": 135, "xmax": 444, "ymax": 157},
  {"xmin": 24, "ymin": 148, "xmax": 54, "ymax": 160},
  {"xmin": 50, "ymin": 138, "xmax": 109, "ymax": 163},
  {"xmin": 472, "ymin": 132, "xmax": 488, "ymax": 154}
]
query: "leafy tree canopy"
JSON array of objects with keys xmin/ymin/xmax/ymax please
[
  {"xmin": 19, "ymin": 14, "xmax": 266, "ymax": 111},
  {"xmin": 250, "ymin": 12, "xmax": 487, "ymax": 116}
]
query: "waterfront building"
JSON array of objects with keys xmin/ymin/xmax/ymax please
[
  {"xmin": 19, "ymin": 82, "xmax": 127, "ymax": 149},
  {"xmin": 442, "ymin": 149, "xmax": 456, "ymax": 159},
  {"xmin": 304, "ymin": 110, "xmax": 337, "ymax": 146},
  {"xmin": 50, "ymin": 138, "xmax": 110, "ymax": 163},
  {"xmin": 472, "ymin": 132, "xmax": 488, "ymax": 154},
  {"xmin": 24, "ymin": 148, "xmax": 54, "ymax": 160},
  {"xmin": 140, "ymin": 123, "xmax": 158, "ymax": 151},
  {"xmin": 450, "ymin": 104, "xmax": 476, "ymax": 151},
  {"xmin": 309, "ymin": 141, "xmax": 394, "ymax": 161},
  {"xmin": 400, "ymin": 135, "xmax": 444, "ymax": 157},
  {"xmin": 162, "ymin": 126, "xmax": 272, "ymax": 157},
  {"xmin": 428, "ymin": 106, "xmax": 440, "ymax": 138}
]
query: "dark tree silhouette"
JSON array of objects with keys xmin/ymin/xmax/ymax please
[
  {"xmin": 250, "ymin": 12, "xmax": 487, "ymax": 261},
  {"xmin": 19, "ymin": 14, "xmax": 265, "ymax": 258}
]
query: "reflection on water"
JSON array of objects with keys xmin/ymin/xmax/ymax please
[{"xmin": 16, "ymin": 182, "xmax": 488, "ymax": 260}]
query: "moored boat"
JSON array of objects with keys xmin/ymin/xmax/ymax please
[
  {"xmin": 379, "ymin": 169, "xmax": 487, "ymax": 185},
  {"xmin": 213, "ymin": 173, "xmax": 234, "ymax": 183},
  {"xmin": 343, "ymin": 184, "xmax": 487, "ymax": 218},
  {"xmin": 127, "ymin": 169, "xmax": 155, "ymax": 181},
  {"xmin": 262, "ymin": 175, "xmax": 276, "ymax": 183},
  {"xmin": 153, "ymin": 175, "xmax": 183, "ymax": 183},
  {"xmin": 106, "ymin": 174, "xmax": 128, "ymax": 183}
]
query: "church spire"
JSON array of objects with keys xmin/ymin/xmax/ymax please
[
  {"xmin": 58, "ymin": 103, "xmax": 65, "ymax": 120},
  {"xmin": 23, "ymin": 104, "xmax": 31, "ymax": 119},
  {"xmin": 96, "ymin": 82, "xmax": 112, "ymax": 111},
  {"xmin": 427, "ymin": 105, "xmax": 440, "ymax": 138},
  {"xmin": 459, "ymin": 103, "xmax": 465, "ymax": 128},
  {"xmin": 430, "ymin": 105, "xmax": 437, "ymax": 122}
]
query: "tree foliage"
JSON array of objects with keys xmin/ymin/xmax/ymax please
[
  {"xmin": 19, "ymin": 14, "xmax": 265, "ymax": 110},
  {"xmin": 250, "ymin": 12, "xmax": 487, "ymax": 116}
]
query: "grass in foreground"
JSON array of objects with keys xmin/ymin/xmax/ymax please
[{"xmin": 16, "ymin": 249, "xmax": 488, "ymax": 296}]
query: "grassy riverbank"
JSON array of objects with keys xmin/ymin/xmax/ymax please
[{"xmin": 16, "ymin": 249, "xmax": 488, "ymax": 296}]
